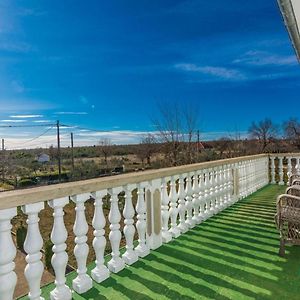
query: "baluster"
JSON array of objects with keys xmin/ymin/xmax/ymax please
[
  {"xmin": 209, "ymin": 169, "xmax": 216, "ymax": 216},
  {"xmin": 218, "ymin": 167, "xmax": 224, "ymax": 211},
  {"xmin": 214, "ymin": 168, "xmax": 220, "ymax": 214},
  {"xmin": 296, "ymin": 157, "xmax": 300, "ymax": 173},
  {"xmin": 0, "ymin": 208, "xmax": 17, "ymax": 300},
  {"xmin": 203, "ymin": 170, "xmax": 211, "ymax": 220},
  {"xmin": 185, "ymin": 172, "xmax": 195, "ymax": 228},
  {"xmin": 278, "ymin": 157, "xmax": 284, "ymax": 185},
  {"xmin": 177, "ymin": 174, "xmax": 188, "ymax": 233},
  {"xmin": 192, "ymin": 171, "xmax": 201, "ymax": 224},
  {"xmin": 228, "ymin": 165, "xmax": 235, "ymax": 204},
  {"xmin": 245, "ymin": 162, "xmax": 250, "ymax": 195},
  {"xmin": 22, "ymin": 202, "xmax": 45, "ymax": 300},
  {"xmin": 169, "ymin": 176, "xmax": 181, "ymax": 237},
  {"xmin": 197, "ymin": 170, "xmax": 205, "ymax": 222},
  {"xmin": 270, "ymin": 157, "xmax": 276, "ymax": 184},
  {"xmin": 222, "ymin": 165, "xmax": 228, "ymax": 208},
  {"xmin": 225, "ymin": 165, "xmax": 230, "ymax": 206},
  {"xmin": 71, "ymin": 193, "xmax": 93, "ymax": 294},
  {"xmin": 238, "ymin": 162, "xmax": 243, "ymax": 199},
  {"xmin": 242, "ymin": 162, "xmax": 246, "ymax": 197},
  {"xmin": 48, "ymin": 198, "xmax": 72, "ymax": 300},
  {"xmin": 135, "ymin": 183, "xmax": 150, "ymax": 257},
  {"xmin": 90, "ymin": 190, "xmax": 110, "ymax": 283},
  {"xmin": 107, "ymin": 187, "xmax": 125, "ymax": 273},
  {"xmin": 161, "ymin": 178, "xmax": 172, "ymax": 243},
  {"xmin": 122, "ymin": 184, "xmax": 139, "ymax": 265},
  {"xmin": 287, "ymin": 157, "xmax": 292, "ymax": 184}
]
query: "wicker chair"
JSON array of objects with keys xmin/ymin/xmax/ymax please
[
  {"xmin": 286, "ymin": 185, "xmax": 300, "ymax": 197},
  {"xmin": 289, "ymin": 174, "xmax": 300, "ymax": 186},
  {"xmin": 275, "ymin": 193, "xmax": 300, "ymax": 256},
  {"xmin": 291, "ymin": 179, "xmax": 300, "ymax": 186}
]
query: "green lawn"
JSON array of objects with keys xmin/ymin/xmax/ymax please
[{"xmin": 26, "ymin": 185, "xmax": 300, "ymax": 300}]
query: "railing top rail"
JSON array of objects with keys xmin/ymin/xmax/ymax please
[
  {"xmin": 0, "ymin": 153, "xmax": 267, "ymax": 210},
  {"xmin": 269, "ymin": 153, "xmax": 300, "ymax": 158}
]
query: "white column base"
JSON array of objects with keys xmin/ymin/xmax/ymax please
[
  {"xmin": 72, "ymin": 274, "xmax": 93, "ymax": 294},
  {"xmin": 107, "ymin": 257, "xmax": 125, "ymax": 273},
  {"xmin": 169, "ymin": 227, "xmax": 181, "ymax": 237},
  {"xmin": 177, "ymin": 224, "xmax": 188, "ymax": 235},
  {"xmin": 50, "ymin": 286, "xmax": 72, "ymax": 300},
  {"xmin": 162, "ymin": 231, "xmax": 173, "ymax": 243},
  {"xmin": 279, "ymin": 182, "xmax": 285, "ymax": 186},
  {"xmin": 122, "ymin": 250, "xmax": 138, "ymax": 265},
  {"xmin": 91, "ymin": 266, "xmax": 110, "ymax": 283},
  {"xmin": 135, "ymin": 245, "xmax": 150, "ymax": 258},
  {"xmin": 185, "ymin": 219, "xmax": 196, "ymax": 228},
  {"xmin": 192, "ymin": 216, "xmax": 200, "ymax": 225}
]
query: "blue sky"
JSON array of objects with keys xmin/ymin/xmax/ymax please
[{"xmin": 0, "ymin": 0, "xmax": 300, "ymax": 148}]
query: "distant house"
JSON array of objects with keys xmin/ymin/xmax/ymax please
[{"xmin": 36, "ymin": 153, "xmax": 50, "ymax": 163}]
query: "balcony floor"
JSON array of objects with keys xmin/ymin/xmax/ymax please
[{"xmin": 33, "ymin": 185, "xmax": 300, "ymax": 299}]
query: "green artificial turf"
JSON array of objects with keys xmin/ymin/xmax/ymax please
[{"xmin": 23, "ymin": 185, "xmax": 300, "ymax": 300}]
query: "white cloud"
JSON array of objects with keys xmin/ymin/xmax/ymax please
[
  {"xmin": 233, "ymin": 51, "xmax": 298, "ymax": 66},
  {"xmin": 175, "ymin": 63, "xmax": 247, "ymax": 81},
  {"xmin": 0, "ymin": 119, "xmax": 27, "ymax": 123},
  {"xmin": 55, "ymin": 112, "xmax": 88, "ymax": 115},
  {"xmin": 10, "ymin": 114, "xmax": 43, "ymax": 118},
  {"xmin": 3, "ymin": 130, "xmax": 149, "ymax": 149},
  {"xmin": 33, "ymin": 120, "xmax": 52, "ymax": 123}
]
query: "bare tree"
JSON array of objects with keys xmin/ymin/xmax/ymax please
[
  {"xmin": 98, "ymin": 138, "xmax": 112, "ymax": 170},
  {"xmin": 152, "ymin": 101, "xmax": 199, "ymax": 166},
  {"xmin": 283, "ymin": 118, "xmax": 300, "ymax": 150},
  {"xmin": 136, "ymin": 134, "xmax": 157, "ymax": 167},
  {"xmin": 183, "ymin": 104, "xmax": 198, "ymax": 164},
  {"xmin": 248, "ymin": 119, "xmax": 278, "ymax": 152},
  {"xmin": 215, "ymin": 137, "xmax": 234, "ymax": 158}
]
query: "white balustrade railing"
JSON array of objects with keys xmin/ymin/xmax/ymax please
[
  {"xmin": 269, "ymin": 154, "xmax": 300, "ymax": 185},
  {"xmin": 0, "ymin": 154, "xmax": 272, "ymax": 299}
]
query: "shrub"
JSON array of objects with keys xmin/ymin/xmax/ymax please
[
  {"xmin": 44, "ymin": 239, "xmax": 53, "ymax": 271},
  {"xmin": 16, "ymin": 225, "xmax": 27, "ymax": 252},
  {"xmin": 18, "ymin": 178, "xmax": 37, "ymax": 187}
]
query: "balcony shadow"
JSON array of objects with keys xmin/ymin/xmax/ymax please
[
  {"xmin": 205, "ymin": 221, "xmax": 279, "ymax": 242},
  {"xmin": 143, "ymin": 254, "xmax": 265, "ymax": 300},
  {"xmin": 116, "ymin": 267, "xmax": 195, "ymax": 300},
  {"xmin": 80, "ymin": 276, "xmax": 153, "ymax": 300},
  {"xmin": 192, "ymin": 225, "xmax": 277, "ymax": 249},
  {"xmin": 173, "ymin": 238, "xmax": 280, "ymax": 275},
  {"xmin": 134, "ymin": 259, "xmax": 231, "ymax": 300},
  {"xmin": 208, "ymin": 218, "xmax": 278, "ymax": 238}
]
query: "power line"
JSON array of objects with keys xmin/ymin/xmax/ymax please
[
  {"xmin": 5, "ymin": 127, "xmax": 54, "ymax": 146},
  {"xmin": 0, "ymin": 123, "xmax": 56, "ymax": 128},
  {"xmin": 19, "ymin": 127, "xmax": 54, "ymax": 145}
]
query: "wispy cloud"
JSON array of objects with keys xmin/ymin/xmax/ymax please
[
  {"xmin": 233, "ymin": 51, "xmax": 298, "ymax": 66},
  {"xmin": 55, "ymin": 112, "xmax": 88, "ymax": 115},
  {"xmin": 10, "ymin": 114, "xmax": 43, "ymax": 118},
  {"xmin": 33, "ymin": 120, "xmax": 52, "ymax": 123},
  {"xmin": 175, "ymin": 63, "xmax": 247, "ymax": 81},
  {"xmin": 0, "ymin": 119, "xmax": 27, "ymax": 123},
  {"xmin": 15, "ymin": 7, "xmax": 46, "ymax": 17},
  {"xmin": 0, "ymin": 41, "xmax": 33, "ymax": 53}
]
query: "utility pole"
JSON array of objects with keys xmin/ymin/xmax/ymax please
[
  {"xmin": 56, "ymin": 120, "xmax": 62, "ymax": 182},
  {"xmin": 70, "ymin": 132, "xmax": 74, "ymax": 172}
]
